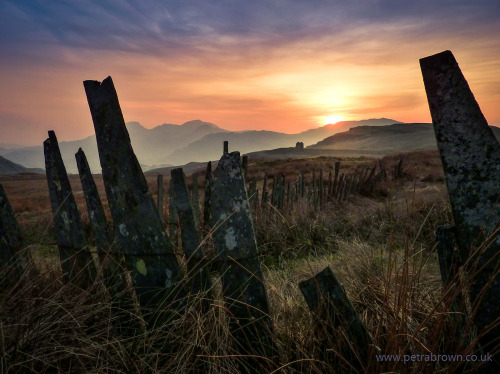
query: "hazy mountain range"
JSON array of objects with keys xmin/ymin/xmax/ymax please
[
  {"xmin": 0, "ymin": 155, "xmax": 44, "ymax": 175},
  {"xmin": 1, "ymin": 118, "xmax": 400, "ymax": 173}
]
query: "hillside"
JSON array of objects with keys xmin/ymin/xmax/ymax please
[
  {"xmin": 2, "ymin": 120, "xmax": 227, "ymax": 173},
  {"xmin": 0, "ymin": 155, "xmax": 44, "ymax": 175},
  {"xmin": 310, "ymin": 123, "xmax": 500, "ymax": 152},
  {"xmin": 2, "ymin": 118, "xmax": 399, "ymax": 173}
]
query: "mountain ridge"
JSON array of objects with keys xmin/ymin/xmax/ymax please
[{"xmin": 2, "ymin": 118, "xmax": 399, "ymax": 173}]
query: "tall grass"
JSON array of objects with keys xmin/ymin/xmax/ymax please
[{"xmin": 1, "ymin": 152, "xmax": 497, "ymax": 372}]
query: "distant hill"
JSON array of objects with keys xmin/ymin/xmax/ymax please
[
  {"xmin": 2, "ymin": 120, "xmax": 228, "ymax": 173},
  {"xmin": 310, "ymin": 123, "xmax": 500, "ymax": 152},
  {"xmin": 0, "ymin": 155, "xmax": 44, "ymax": 175},
  {"xmin": 3, "ymin": 118, "xmax": 399, "ymax": 173},
  {"xmin": 164, "ymin": 118, "xmax": 400, "ymax": 165}
]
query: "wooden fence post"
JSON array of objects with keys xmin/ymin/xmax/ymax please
[
  {"xmin": 261, "ymin": 172, "xmax": 268, "ymax": 209},
  {"xmin": 211, "ymin": 152, "xmax": 276, "ymax": 371},
  {"xmin": 421, "ymin": 50, "xmax": 500, "ymax": 368},
  {"xmin": 83, "ymin": 77, "xmax": 184, "ymax": 314},
  {"xmin": 44, "ymin": 131, "xmax": 96, "ymax": 286}
]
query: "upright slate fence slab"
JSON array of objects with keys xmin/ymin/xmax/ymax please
[
  {"xmin": 76, "ymin": 148, "xmax": 139, "ymax": 335},
  {"xmin": 0, "ymin": 185, "xmax": 24, "ymax": 286},
  {"xmin": 0, "ymin": 184, "xmax": 34, "ymax": 277},
  {"xmin": 75, "ymin": 148, "xmax": 113, "ymax": 265},
  {"xmin": 421, "ymin": 50, "xmax": 500, "ymax": 366},
  {"xmin": 44, "ymin": 131, "xmax": 96, "ymax": 286},
  {"xmin": 211, "ymin": 152, "xmax": 276, "ymax": 371},
  {"xmin": 203, "ymin": 161, "xmax": 212, "ymax": 230},
  {"xmin": 170, "ymin": 168, "xmax": 212, "ymax": 298},
  {"xmin": 299, "ymin": 267, "xmax": 371, "ymax": 371},
  {"xmin": 84, "ymin": 77, "xmax": 184, "ymax": 312},
  {"xmin": 157, "ymin": 175, "xmax": 164, "ymax": 223}
]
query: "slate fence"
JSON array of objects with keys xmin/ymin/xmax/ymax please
[{"xmin": 1, "ymin": 50, "xmax": 499, "ymax": 372}]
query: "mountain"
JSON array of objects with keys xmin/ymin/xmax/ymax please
[
  {"xmin": 0, "ymin": 155, "xmax": 44, "ymax": 175},
  {"xmin": 165, "ymin": 118, "xmax": 400, "ymax": 165},
  {"xmin": 2, "ymin": 118, "xmax": 399, "ymax": 173},
  {"xmin": 2, "ymin": 120, "xmax": 228, "ymax": 173},
  {"xmin": 310, "ymin": 123, "xmax": 500, "ymax": 152}
]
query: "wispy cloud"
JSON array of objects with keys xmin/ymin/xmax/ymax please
[{"xmin": 0, "ymin": 0, "xmax": 499, "ymax": 144}]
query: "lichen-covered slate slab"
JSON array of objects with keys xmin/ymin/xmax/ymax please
[
  {"xmin": 421, "ymin": 50, "xmax": 500, "ymax": 365},
  {"xmin": 75, "ymin": 148, "xmax": 113, "ymax": 264},
  {"xmin": 44, "ymin": 131, "xmax": 96, "ymax": 285},
  {"xmin": 76, "ymin": 148, "xmax": 139, "ymax": 334},
  {"xmin": 171, "ymin": 168, "xmax": 212, "ymax": 296},
  {"xmin": 0, "ymin": 185, "xmax": 23, "ymax": 284},
  {"xmin": 0, "ymin": 183, "xmax": 36, "ymax": 278},
  {"xmin": 157, "ymin": 175, "xmax": 164, "ymax": 223},
  {"xmin": 299, "ymin": 267, "xmax": 371, "ymax": 368},
  {"xmin": 203, "ymin": 161, "xmax": 212, "ymax": 229},
  {"xmin": 211, "ymin": 152, "xmax": 276, "ymax": 367},
  {"xmin": 83, "ymin": 77, "xmax": 183, "ymax": 309}
]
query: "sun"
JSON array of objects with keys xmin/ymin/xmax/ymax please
[{"xmin": 322, "ymin": 115, "xmax": 345, "ymax": 126}]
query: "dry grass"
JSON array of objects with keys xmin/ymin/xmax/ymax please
[{"xmin": 1, "ymin": 150, "xmax": 496, "ymax": 373}]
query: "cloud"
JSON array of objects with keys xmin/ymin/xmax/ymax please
[{"xmin": 0, "ymin": 0, "xmax": 499, "ymax": 145}]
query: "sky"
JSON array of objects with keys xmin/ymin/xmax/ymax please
[{"xmin": 1, "ymin": 0, "xmax": 499, "ymax": 146}]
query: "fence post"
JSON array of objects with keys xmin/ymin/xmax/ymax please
[
  {"xmin": 0, "ymin": 185, "xmax": 26, "ymax": 287},
  {"xmin": 44, "ymin": 131, "xmax": 96, "ymax": 286},
  {"xmin": 192, "ymin": 172, "xmax": 199, "ymax": 223},
  {"xmin": 242, "ymin": 154, "xmax": 248, "ymax": 179},
  {"xmin": 211, "ymin": 152, "xmax": 276, "ymax": 371},
  {"xmin": 75, "ymin": 148, "xmax": 139, "ymax": 335},
  {"xmin": 421, "ymin": 50, "xmax": 500, "ymax": 368},
  {"xmin": 170, "ymin": 168, "xmax": 212, "ymax": 300},
  {"xmin": 299, "ymin": 266, "xmax": 372, "ymax": 371},
  {"xmin": 261, "ymin": 172, "xmax": 268, "ymax": 209},
  {"xmin": 157, "ymin": 175, "xmax": 164, "ymax": 223},
  {"xmin": 204, "ymin": 161, "xmax": 212, "ymax": 230},
  {"xmin": 83, "ymin": 77, "xmax": 184, "ymax": 314}
]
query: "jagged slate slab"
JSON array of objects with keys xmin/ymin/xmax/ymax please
[
  {"xmin": 75, "ymin": 148, "xmax": 113, "ymax": 264},
  {"xmin": 241, "ymin": 154, "xmax": 248, "ymax": 179},
  {"xmin": 319, "ymin": 169, "xmax": 324, "ymax": 207},
  {"xmin": 435, "ymin": 224, "xmax": 460, "ymax": 287},
  {"xmin": 0, "ymin": 237, "xmax": 21, "ymax": 288},
  {"xmin": 44, "ymin": 131, "xmax": 96, "ymax": 285},
  {"xmin": 192, "ymin": 172, "xmax": 199, "ymax": 222},
  {"xmin": 261, "ymin": 172, "xmax": 268, "ymax": 207},
  {"xmin": 0, "ymin": 184, "xmax": 34, "ymax": 275},
  {"xmin": 169, "ymin": 178, "xmax": 179, "ymax": 249},
  {"xmin": 83, "ymin": 77, "xmax": 183, "ymax": 309},
  {"xmin": 211, "ymin": 152, "xmax": 276, "ymax": 365},
  {"xmin": 157, "ymin": 175, "xmax": 164, "ymax": 223},
  {"xmin": 203, "ymin": 161, "xmax": 212, "ymax": 229},
  {"xmin": 421, "ymin": 50, "xmax": 500, "ymax": 361},
  {"xmin": 0, "ymin": 185, "xmax": 22, "ymax": 285},
  {"xmin": 76, "ymin": 148, "xmax": 139, "ymax": 335},
  {"xmin": 170, "ymin": 168, "xmax": 212, "ymax": 295},
  {"xmin": 248, "ymin": 177, "xmax": 257, "ymax": 208},
  {"xmin": 299, "ymin": 267, "xmax": 371, "ymax": 368}
]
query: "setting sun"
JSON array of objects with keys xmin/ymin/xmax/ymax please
[{"xmin": 322, "ymin": 115, "xmax": 345, "ymax": 126}]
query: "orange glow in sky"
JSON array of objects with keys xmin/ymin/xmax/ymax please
[{"xmin": 1, "ymin": 1, "xmax": 499, "ymax": 145}]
